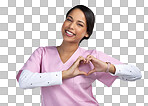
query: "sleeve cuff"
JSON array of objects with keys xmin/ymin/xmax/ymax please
[
  {"xmin": 54, "ymin": 71, "xmax": 63, "ymax": 85},
  {"xmin": 109, "ymin": 64, "xmax": 125, "ymax": 76},
  {"xmin": 47, "ymin": 71, "xmax": 63, "ymax": 86},
  {"xmin": 109, "ymin": 64, "xmax": 142, "ymax": 81},
  {"xmin": 113, "ymin": 64, "xmax": 123, "ymax": 76}
]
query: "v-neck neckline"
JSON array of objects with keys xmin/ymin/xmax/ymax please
[{"xmin": 54, "ymin": 46, "xmax": 80, "ymax": 65}]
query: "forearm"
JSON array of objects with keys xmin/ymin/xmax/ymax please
[
  {"xmin": 18, "ymin": 70, "xmax": 62, "ymax": 89},
  {"xmin": 62, "ymin": 70, "xmax": 73, "ymax": 80},
  {"xmin": 109, "ymin": 64, "xmax": 142, "ymax": 81}
]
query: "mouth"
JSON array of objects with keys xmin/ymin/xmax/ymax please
[{"xmin": 65, "ymin": 30, "xmax": 76, "ymax": 37}]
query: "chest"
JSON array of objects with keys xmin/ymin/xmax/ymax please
[{"xmin": 60, "ymin": 54, "xmax": 72, "ymax": 64}]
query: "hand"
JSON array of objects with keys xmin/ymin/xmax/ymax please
[
  {"xmin": 62, "ymin": 56, "xmax": 88, "ymax": 80},
  {"xmin": 85, "ymin": 55, "xmax": 108, "ymax": 76}
]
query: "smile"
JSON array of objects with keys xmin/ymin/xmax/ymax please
[{"xmin": 65, "ymin": 30, "xmax": 76, "ymax": 37}]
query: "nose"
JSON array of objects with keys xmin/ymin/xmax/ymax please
[{"xmin": 69, "ymin": 22, "xmax": 75, "ymax": 29}]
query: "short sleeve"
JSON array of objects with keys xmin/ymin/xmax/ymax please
[
  {"xmin": 95, "ymin": 50, "xmax": 124, "ymax": 87},
  {"xmin": 16, "ymin": 47, "xmax": 43, "ymax": 82}
]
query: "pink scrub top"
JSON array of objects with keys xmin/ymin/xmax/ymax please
[{"xmin": 16, "ymin": 46, "xmax": 123, "ymax": 106}]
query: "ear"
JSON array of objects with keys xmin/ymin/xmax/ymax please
[{"xmin": 84, "ymin": 33, "xmax": 89, "ymax": 38}]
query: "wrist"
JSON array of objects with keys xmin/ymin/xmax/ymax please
[
  {"xmin": 62, "ymin": 70, "xmax": 71, "ymax": 80},
  {"xmin": 105, "ymin": 62, "xmax": 116, "ymax": 74},
  {"xmin": 109, "ymin": 64, "xmax": 116, "ymax": 74},
  {"xmin": 62, "ymin": 70, "xmax": 67, "ymax": 80}
]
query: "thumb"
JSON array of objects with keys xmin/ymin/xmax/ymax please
[
  {"xmin": 79, "ymin": 70, "xmax": 87, "ymax": 76},
  {"xmin": 87, "ymin": 69, "xmax": 96, "ymax": 76}
]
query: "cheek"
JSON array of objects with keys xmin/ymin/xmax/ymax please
[
  {"xmin": 77, "ymin": 28, "xmax": 87, "ymax": 35},
  {"xmin": 62, "ymin": 21, "xmax": 69, "ymax": 30},
  {"xmin": 61, "ymin": 22, "xmax": 66, "ymax": 31}
]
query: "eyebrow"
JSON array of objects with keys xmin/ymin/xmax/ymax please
[{"xmin": 67, "ymin": 16, "xmax": 85, "ymax": 25}]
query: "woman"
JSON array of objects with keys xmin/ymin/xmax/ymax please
[{"xmin": 16, "ymin": 5, "xmax": 142, "ymax": 106}]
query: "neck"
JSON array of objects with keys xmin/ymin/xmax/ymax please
[{"xmin": 57, "ymin": 41, "xmax": 79, "ymax": 53}]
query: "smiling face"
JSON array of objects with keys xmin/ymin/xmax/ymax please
[{"xmin": 61, "ymin": 8, "xmax": 89, "ymax": 44}]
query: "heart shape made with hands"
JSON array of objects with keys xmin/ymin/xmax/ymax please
[{"xmin": 77, "ymin": 55, "xmax": 108, "ymax": 76}]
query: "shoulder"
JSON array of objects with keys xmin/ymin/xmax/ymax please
[
  {"xmin": 36, "ymin": 45, "xmax": 55, "ymax": 50},
  {"xmin": 33, "ymin": 46, "xmax": 55, "ymax": 54},
  {"xmin": 79, "ymin": 46, "xmax": 97, "ymax": 56},
  {"xmin": 79, "ymin": 47, "xmax": 106, "ymax": 58}
]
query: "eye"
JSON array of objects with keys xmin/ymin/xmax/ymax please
[
  {"xmin": 78, "ymin": 24, "xmax": 83, "ymax": 27},
  {"xmin": 66, "ymin": 18, "xmax": 72, "ymax": 22}
]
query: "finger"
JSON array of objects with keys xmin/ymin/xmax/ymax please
[
  {"xmin": 86, "ymin": 55, "xmax": 94, "ymax": 59},
  {"xmin": 79, "ymin": 56, "xmax": 86, "ymax": 64},
  {"xmin": 85, "ymin": 55, "xmax": 92, "ymax": 63},
  {"xmin": 79, "ymin": 70, "xmax": 87, "ymax": 76},
  {"xmin": 87, "ymin": 69, "xmax": 96, "ymax": 76},
  {"xmin": 86, "ymin": 57, "xmax": 91, "ymax": 64},
  {"xmin": 75, "ymin": 56, "xmax": 85, "ymax": 67},
  {"xmin": 76, "ymin": 56, "xmax": 83, "ymax": 63},
  {"xmin": 85, "ymin": 55, "xmax": 90, "ymax": 61},
  {"xmin": 87, "ymin": 55, "xmax": 97, "ymax": 64},
  {"xmin": 87, "ymin": 71, "xmax": 93, "ymax": 76}
]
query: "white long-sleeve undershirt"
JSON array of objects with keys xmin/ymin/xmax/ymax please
[
  {"xmin": 113, "ymin": 64, "xmax": 142, "ymax": 81},
  {"xmin": 18, "ymin": 70, "xmax": 62, "ymax": 89},
  {"xmin": 18, "ymin": 64, "xmax": 142, "ymax": 89}
]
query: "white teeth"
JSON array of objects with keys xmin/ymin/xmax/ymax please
[{"xmin": 66, "ymin": 31, "xmax": 74, "ymax": 35}]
